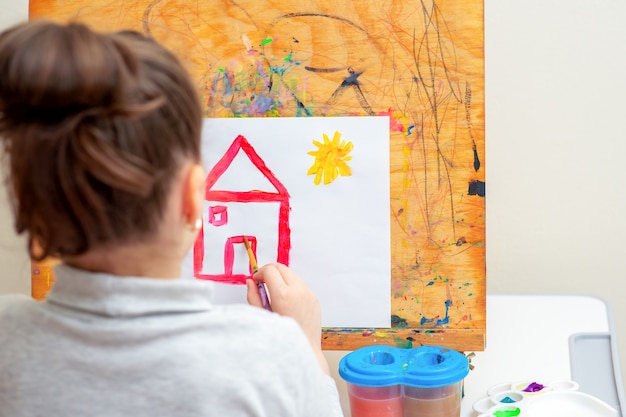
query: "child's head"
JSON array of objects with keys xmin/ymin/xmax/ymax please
[{"xmin": 0, "ymin": 20, "xmax": 203, "ymax": 261}]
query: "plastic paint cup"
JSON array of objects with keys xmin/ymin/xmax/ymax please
[
  {"xmin": 338, "ymin": 345, "xmax": 469, "ymax": 417},
  {"xmin": 403, "ymin": 383, "xmax": 463, "ymax": 417},
  {"xmin": 347, "ymin": 384, "xmax": 403, "ymax": 417},
  {"xmin": 402, "ymin": 347, "xmax": 468, "ymax": 417},
  {"xmin": 339, "ymin": 346, "xmax": 403, "ymax": 417}
]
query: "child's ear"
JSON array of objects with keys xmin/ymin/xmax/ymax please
[{"xmin": 181, "ymin": 163, "xmax": 205, "ymax": 227}]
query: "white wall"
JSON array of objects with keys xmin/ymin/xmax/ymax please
[
  {"xmin": 485, "ymin": 0, "xmax": 626, "ymax": 386},
  {"xmin": 0, "ymin": 0, "xmax": 30, "ymax": 296},
  {"xmin": 1, "ymin": 0, "xmax": 625, "ymax": 386}
]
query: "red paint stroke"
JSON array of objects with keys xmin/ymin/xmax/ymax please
[
  {"xmin": 196, "ymin": 235, "xmax": 258, "ymax": 284},
  {"xmin": 196, "ymin": 274, "xmax": 249, "ymax": 285},
  {"xmin": 224, "ymin": 235, "xmax": 257, "ymax": 276},
  {"xmin": 208, "ymin": 190, "xmax": 286, "ymax": 202},
  {"xmin": 223, "ymin": 237, "xmax": 235, "ymax": 276},
  {"xmin": 194, "ymin": 135, "xmax": 291, "ymax": 283},
  {"xmin": 377, "ymin": 108, "xmax": 404, "ymax": 133},
  {"xmin": 208, "ymin": 205, "xmax": 228, "ymax": 226}
]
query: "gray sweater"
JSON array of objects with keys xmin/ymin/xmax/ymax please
[{"xmin": 0, "ymin": 264, "xmax": 343, "ymax": 417}]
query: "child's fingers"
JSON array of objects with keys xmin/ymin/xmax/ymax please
[
  {"xmin": 245, "ymin": 279, "xmax": 263, "ymax": 308},
  {"xmin": 254, "ymin": 263, "xmax": 288, "ymax": 290},
  {"xmin": 255, "ymin": 262, "xmax": 300, "ymax": 288},
  {"xmin": 270, "ymin": 262, "xmax": 298, "ymax": 285}
]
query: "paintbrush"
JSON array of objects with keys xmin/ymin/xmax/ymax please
[{"xmin": 243, "ymin": 237, "xmax": 272, "ymax": 311}]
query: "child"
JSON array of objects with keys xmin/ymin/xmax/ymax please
[{"xmin": 0, "ymin": 20, "xmax": 342, "ymax": 417}]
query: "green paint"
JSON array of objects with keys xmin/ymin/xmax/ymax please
[
  {"xmin": 394, "ymin": 337, "xmax": 412, "ymax": 349},
  {"xmin": 468, "ymin": 293, "xmax": 473, "ymax": 296},
  {"xmin": 415, "ymin": 297, "xmax": 419, "ymax": 304},
  {"xmin": 261, "ymin": 38, "xmax": 273, "ymax": 45},
  {"xmin": 493, "ymin": 408, "xmax": 520, "ymax": 417},
  {"xmin": 218, "ymin": 68, "xmax": 225, "ymax": 72},
  {"xmin": 391, "ymin": 315, "xmax": 408, "ymax": 329}
]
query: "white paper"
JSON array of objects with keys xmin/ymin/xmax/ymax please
[{"xmin": 183, "ymin": 116, "xmax": 390, "ymax": 328}]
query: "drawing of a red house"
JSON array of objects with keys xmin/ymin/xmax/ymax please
[{"xmin": 194, "ymin": 134, "xmax": 291, "ymax": 284}]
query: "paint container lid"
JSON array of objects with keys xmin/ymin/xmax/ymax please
[
  {"xmin": 403, "ymin": 345, "xmax": 469, "ymax": 388},
  {"xmin": 338, "ymin": 345, "xmax": 469, "ymax": 388},
  {"xmin": 338, "ymin": 345, "xmax": 404, "ymax": 387}
]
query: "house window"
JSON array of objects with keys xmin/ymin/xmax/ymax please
[{"xmin": 208, "ymin": 205, "xmax": 228, "ymax": 226}]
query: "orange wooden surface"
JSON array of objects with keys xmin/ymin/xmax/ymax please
[{"xmin": 30, "ymin": 0, "xmax": 486, "ymax": 351}]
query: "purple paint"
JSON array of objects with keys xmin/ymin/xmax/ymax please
[{"xmin": 522, "ymin": 382, "xmax": 545, "ymax": 392}]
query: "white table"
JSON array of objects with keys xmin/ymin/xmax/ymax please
[{"xmin": 324, "ymin": 294, "xmax": 625, "ymax": 416}]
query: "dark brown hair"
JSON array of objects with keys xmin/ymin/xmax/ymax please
[{"xmin": 0, "ymin": 20, "xmax": 203, "ymax": 260}]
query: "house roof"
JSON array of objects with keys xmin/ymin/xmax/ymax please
[{"xmin": 205, "ymin": 134, "xmax": 289, "ymax": 199}]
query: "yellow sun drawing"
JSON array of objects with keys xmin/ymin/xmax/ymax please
[{"xmin": 307, "ymin": 131, "xmax": 353, "ymax": 185}]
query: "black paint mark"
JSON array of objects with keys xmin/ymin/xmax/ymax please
[
  {"xmin": 327, "ymin": 67, "xmax": 375, "ymax": 115},
  {"xmin": 465, "ymin": 83, "xmax": 480, "ymax": 172},
  {"xmin": 468, "ymin": 180, "xmax": 485, "ymax": 197},
  {"xmin": 473, "ymin": 144, "xmax": 481, "ymax": 172},
  {"xmin": 304, "ymin": 66, "xmax": 345, "ymax": 73}
]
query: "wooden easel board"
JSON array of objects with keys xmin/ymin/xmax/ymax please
[{"xmin": 30, "ymin": 0, "xmax": 485, "ymax": 352}]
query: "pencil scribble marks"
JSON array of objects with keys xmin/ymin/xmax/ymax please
[
  {"xmin": 465, "ymin": 83, "xmax": 481, "ymax": 172},
  {"xmin": 307, "ymin": 131, "xmax": 353, "ymax": 185}
]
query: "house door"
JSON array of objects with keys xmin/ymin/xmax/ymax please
[{"xmin": 225, "ymin": 235, "xmax": 257, "ymax": 281}]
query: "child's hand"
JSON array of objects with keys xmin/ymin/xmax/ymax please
[
  {"xmin": 246, "ymin": 262, "xmax": 329, "ymax": 374},
  {"xmin": 246, "ymin": 263, "xmax": 321, "ymax": 346}
]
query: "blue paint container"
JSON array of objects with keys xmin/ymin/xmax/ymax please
[{"xmin": 339, "ymin": 345, "xmax": 469, "ymax": 417}]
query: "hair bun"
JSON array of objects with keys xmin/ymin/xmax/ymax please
[{"xmin": 0, "ymin": 20, "xmax": 139, "ymax": 126}]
